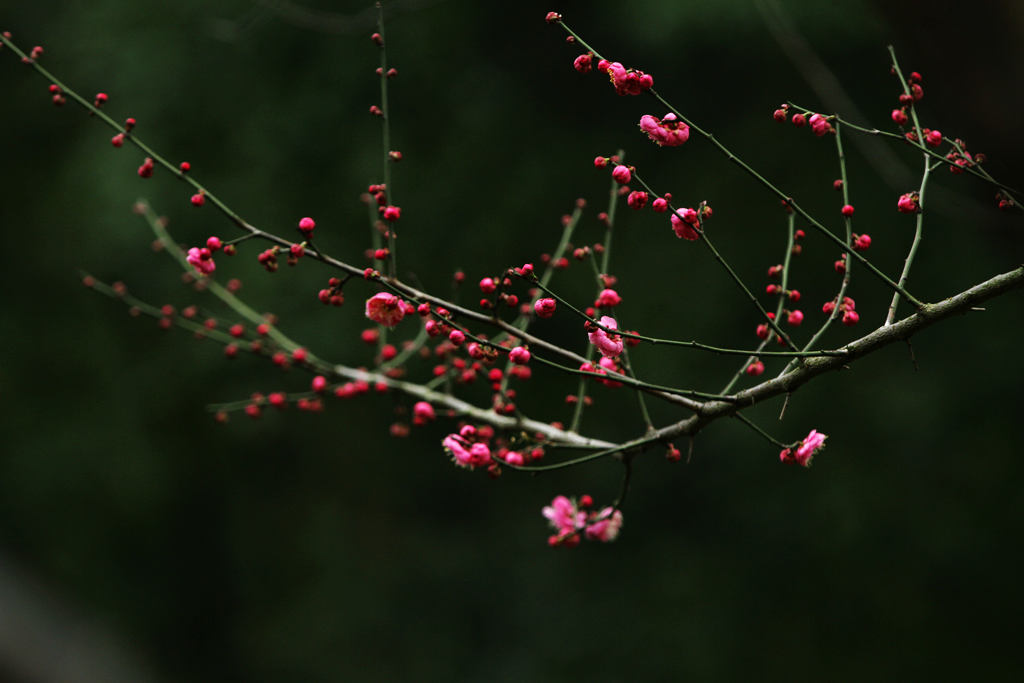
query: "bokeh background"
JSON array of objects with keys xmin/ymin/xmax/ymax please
[{"xmin": 2, "ymin": 1, "xmax": 1023, "ymax": 680}]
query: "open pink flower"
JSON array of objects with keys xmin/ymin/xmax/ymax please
[
  {"xmin": 543, "ymin": 495, "xmax": 586, "ymax": 537},
  {"xmin": 442, "ymin": 433, "xmax": 492, "ymax": 469},
  {"xmin": 365, "ymin": 292, "xmax": 405, "ymax": 327},
  {"xmin": 588, "ymin": 315, "xmax": 623, "ymax": 358},
  {"xmin": 584, "ymin": 507, "xmax": 623, "ymax": 542},
  {"xmin": 780, "ymin": 429, "xmax": 827, "ymax": 467},
  {"xmin": 638, "ymin": 113, "xmax": 690, "ymax": 147}
]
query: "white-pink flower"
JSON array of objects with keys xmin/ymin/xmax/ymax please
[
  {"xmin": 542, "ymin": 495, "xmax": 586, "ymax": 536},
  {"xmin": 584, "ymin": 507, "xmax": 623, "ymax": 542},
  {"xmin": 365, "ymin": 292, "xmax": 405, "ymax": 327},
  {"xmin": 588, "ymin": 315, "xmax": 624, "ymax": 358}
]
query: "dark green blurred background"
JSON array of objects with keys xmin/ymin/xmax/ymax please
[{"xmin": 2, "ymin": 1, "xmax": 1023, "ymax": 680}]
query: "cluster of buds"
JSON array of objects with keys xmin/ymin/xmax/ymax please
[
  {"xmin": 772, "ymin": 105, "xmax": 833, "ymax": 136},
  {"xmin": 823, "ymin": 296, "xmax": 859, "ymax": 326},
  {"xmin": 137, "ymin": 156, "xmax": 154, "ymax": 178},
  {"xmin": 185, "ymin": 236, "xmax": 222, "ymax": 276},
  {"xmin": 543, "ymin": 494, "xmax": 623, "ymax": 546},
  {"xmin": 945, "ymin": 140, "xmax": 980, "ymax": 175},
  {"xmin": 257, "ymin": 246, "xmax": 279, "ymax": 272},
  {"xmin": 317, "ymin": 277, "xmax": 345, "ymax": 306},
  {"xmin": 897, "ymin": 69, "xmax": 924, "ymax": 105}
]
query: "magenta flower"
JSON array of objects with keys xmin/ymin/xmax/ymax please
[
  {"xmin": 780, "ymin": 429, "xmax": 827, "ymax": 467},
  {"xmin": 604, "ymin": 61, "xmax": 653, "ymax": 96},
  {"xmin": 534, "ymin": 297, "xmax": 557, "ymax": 318},
  {"xmin": 442, "ymin": 433, "xmax": 492, "ymax": 469},
  {"xmin": 594, "ymin": 288, "xmax": 622, "ymax": 308},
  {"xmin": 588, "ymin": 315, "xmax": 624, "ymax": 358},
  {"xmin": 365, "ymin": 292, "xmax": 406, "ymax": 327},
  {"xmin": 412, "ymin": 401, "xmax": 435, "ymax": 425},
  {"xmin": 509, "ymin": 346, "xmax": 531, "ymax": 365},
  {"xmin": 638, "ymin": 113, "xmax": 690, "ymax": 147},
  {"xmin": 897, "ymin": 193, "xmax": 919, "ymax": 213},
  {"xmin": 186, "ymin": 246, "xmax": 216, "ymax": 275},
  {"xmin": 670, "ymin": 207, "xmax": 700, "ymax": 241}
]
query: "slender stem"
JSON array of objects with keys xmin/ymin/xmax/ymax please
[
  {"xmin": 720, "ymin": 211, "xmax": 796, "ymax": 394},
  {"xmin": 645, "ymin": 87, "xmax": 922, "ymax": 307},
  {"xmin": 525, "ymin": 278, "xmax": 846, "ymax": 358},
  {"xmin": 529, "ymin": 353, "xmax": 734, "ymax": 403},
  {"xmin": 733, "ymin": 412, "xmax": 789, "ymax": 449},
  {"xmin": 612, "ymin": 456, "xmax": 633, "ymax": 508},
  {"xmin": 697, "ymin": 227, "xmax": 799, "ymax": 351},
  {"xmin": 375, "ymin": 2, "xmax": 397, "ymax": 279},
  {"xmin": 779, "ymin": 119, "xmax": 857, "ymax": 376},
  {"xmin": 886, "ymin": 153, "xmax": 932, "ymax": 324}
]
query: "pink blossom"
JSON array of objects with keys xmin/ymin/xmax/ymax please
[
  {"xmin": 626, "ymin": 190, "xmax": 648, "ymax": 210},
  {"xmin": 584, "ymin": 507, "xmax": 623, "ymax": 542},
  {"xmin": 589, "ymin": 315, "xmax": 623, "ymax": 358},
  {"xmin": 897, "ymin": 193, "xmax": 919, "ymax": 213},
  {"xmin": 542, "ymin": 495, "xmax": 586, "ymax": 538},
  {"xmin": 509, "ymin": 346, "xmax": 531, "ymax": 365},
  {"xmin": 365, "ymin": 292, "xmax": 405, "ymax": 327},
  {"xmin": 186, "ymin": 247, "xmax": 216, "ymax": 275},
  {"xmin": 794, "ymin": 429, "xmax": 827, "ymax": 466},
  {"xmin": 412, "ymin": 401, "xmax": 435, "ymax": 425},
  {"xmin": 604, "ymin": 61, "xmax": 654, "ymax": 95},
  {"xmin": 611, "ymin": 164, "xmax": 631, "ymax": 184},
  {"xmin": 534, "ymin": 297, "xmax": 557, "ymax": 318},
  {"xmin": 443, "ymin": 434, "xmax": 473, "ymax": 467},
  {"xmin": 808, "ymin": 113, "xmax": 831, "ymax": 136},
  {"xmin": 670, "ymin": 207, "xmax": 700, "ymax": 240},
  {"xmin": 638, "ymin": 112, "xmax": 690, "ymax": 147},
  {"xmin": 442, "ymin": 433, "xmax": 493, "ymax": 469},
  {"xmin": 595, "ymin": 288, "xmax": 621, "ymax": 308},
  {"xmin": 573, "ymin": 53, "xmax": 592, "ymax": 73}
]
